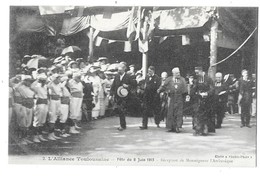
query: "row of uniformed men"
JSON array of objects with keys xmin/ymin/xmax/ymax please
[{"xmin": 9, "ymin": 66, "xmax": 114, "ymax": 145}]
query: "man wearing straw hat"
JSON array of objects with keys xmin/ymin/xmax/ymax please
[{"xmin": 110, "ymin": 63, "xmax": 136, "ymax": 131}]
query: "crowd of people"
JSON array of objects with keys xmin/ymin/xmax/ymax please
[{"xmin": 8, "ymin": 54, "xmax": 256, "ymax": 146}]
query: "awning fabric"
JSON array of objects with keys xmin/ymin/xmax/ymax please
[
  {"xmin": 16, "ymin": 14, "xmax": 56, "ymax": 36},
  {"xmin": 60, "ymin": 16, "xmax": 90, "ymax": 36},
  {"xmin": 15, "ymin": 6, "xmax": 257, "ymax": 51},
  {"xmin": 39, "ymin": 6, "xmax": 75, "ymax": 15},
  {"xmin": 90, "ymin": 10, "xmax": 136, "ymax": 31},
  {"xmin": 216, "ymin": 7, "xmax": 257, "ymax": 49},
  {"xmin": 153, "ymin": 7, "xmax": 212, "ymax": 30}
]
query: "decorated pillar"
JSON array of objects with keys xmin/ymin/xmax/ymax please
[
  {"xmin": 208, "ymin": 16, "xmax": 218, "ymax": 80},
  {"xmin": 88, "ymin": 27, "xmax": 94, "ymax": 58},
  {"xmin": 142, "ymin": 52, "xmax": 148, "ymax": 79}
]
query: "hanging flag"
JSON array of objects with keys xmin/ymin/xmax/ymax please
[
  {"xmin": 203, "ymin": 34, "xmax": 210, "ymax": 42},
  {"xmin": 108, "ymin": 39, "xmax": 117, "ymax": 44},
  {"xmin": 93, "ymin": 29, "xmax": 100, "ymax": 41},
  {"xmin": 103, "ymin": 7, "xmax": 114, "ymax": 19},
  {"xmin": 138, "ymin": 39, "xmax": 148, "ymax": 53},
  {"xmin": 124, "ymin": 41, "xmax": 132, "ymax": 52},
  {"xmin": 95, "ymin": 36, "xmax": 103, "ymax": 46},
  {"xmin": 126, "ymin": 6, "xmax": 137, "ymax": 41},
  {"xmin": 135, "ymin": 6, "xmax": 142, "ymax": 40},
  {"xmin": 159, "ymin": 36, "xmax": 168, "ymax": 44},
  {"xmin": 182, "ymin": 35, "xmax": 190, "ymax": 45}
]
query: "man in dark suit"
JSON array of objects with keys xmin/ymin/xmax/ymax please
[
  {"xmin": 213, "ymin": 72, "xmax": 228, "ymax": 129},
  {"xmin": 140, "ymin": 66, "xmax": 161, "ymax": 129},
  {"xmin": 110, "ymin": 64, "xmax": 136, "ymax": 131}
]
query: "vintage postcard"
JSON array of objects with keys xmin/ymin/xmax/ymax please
[{"xmin": 4, "ymin": 0, "xmax": 259, "ymax": 173}]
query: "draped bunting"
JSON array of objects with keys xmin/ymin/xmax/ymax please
[
  {"xmin": 16, "ymin": 14, "xmax": 56, "ymax": 36},
  {"xmin": 60, "ymin": 16, "xmax": 91, "ymax": 36},
  {"xmin": 39, "ymin": 6, "xmax": 75, "ymax": 15},
  {"xmin": 153, "ymin": 7, "xmax": 212, "ymax": 30},
  {"xmin": 15, "ymin": 6, "xmax": 256, "ymax": 53},
  {"xmin": 90, "ymin": 10, "xmax": 136, "ymax": 31}
]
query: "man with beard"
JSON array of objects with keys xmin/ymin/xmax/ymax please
[
  {"xmin": 158, "ymin": 67, "xmax": 187, "ymax": 133},
  {"xmin": 110, "ymin": 64, "xmax": 136, "ymax": 131},
  {"xmin": 191, "ymin": 67, "xmax": 214, "ymax": 136},
  {"xmin": 213, "ymin": 72, "xmax": 228, "ymax": 129},
  {"xmin": 139, "ymin": 66, "xmax": 161, "ymax": 129}
]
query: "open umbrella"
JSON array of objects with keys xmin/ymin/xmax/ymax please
[
  {"xmin": 61, "ymin": 46, "xmax": 81, "ymax": 55},
  {"xmin": 107, "ymin": 63, "xmax": 120, "ymax": 71},
  {"xmin": 27, "ymin": 55, "xmax": 50, "ymax": 69}
]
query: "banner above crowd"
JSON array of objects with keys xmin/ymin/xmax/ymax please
[{"xmin": 13, "ymin": 6, "xmax": 257, "ymax": 51}]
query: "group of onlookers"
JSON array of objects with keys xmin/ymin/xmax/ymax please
[{"xmin": 9, "ymin": 54, "xmax": 256, "ymax": 146}]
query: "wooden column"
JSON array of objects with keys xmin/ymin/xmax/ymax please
[
  {"xmin": 208, "ymin": 18, "xmax": 218, "ymax": 80},
  {"xmin": 88, "ymin": 27, "xmax": 94, "ymax": 59},
  {"xmin": 241, "ymin": 48, "xmax": 245, "ymax": 70},
  {"xmin": 142, "ymin": 52, "xmax": 148, "ymax": 79}
]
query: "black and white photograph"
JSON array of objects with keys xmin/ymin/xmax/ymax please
[{"xmin": 3, "ymin": 0, "xmax": 259, "ymax": 171}]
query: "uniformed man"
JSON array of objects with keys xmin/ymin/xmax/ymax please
[
  {"xmin": 67, "ymin": 72, "xmax": 84, "ymax": 133},
  {"xmin": 16, "ymin": 75, "xmax": 35, "ymax": 145},
  {"xmin": 158, "ymin": 67, "xmax": 188, "ymax": 133},
  {"xmin": 140, "ymin": 66, "xmax": 161, "ymax": 129},
  {"xmin": 31, "ymin": 73, "xmax": 49, "ymax": 142},
  {"xmin": 47, "ymin": 73, "xmax": 62, "ymax": 140}
]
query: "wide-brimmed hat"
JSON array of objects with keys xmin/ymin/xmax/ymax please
[
  {"xmin": 37, "ymin": 73, "xmax": 47, "ymax": 80},
  {"xmin": 51, "ymin": 73, "xmax": 61, "ymax": 80},
  {"xmin": 22, "ymin": 75, "xmax": 34, "ymax": 82},
  {"xmin": 97, "ymin": 57, "xmax": 108, "ymax": 62},
  {"xmin": 68, "ymin": 61, "xmax": 78, "ymax": 68},
  {"xmin": 60, "ymin": 75, "xmax": 69, "ymax": 82},
  {"xmin": 117, "ymin": 86, "xmax": 129, "ymax": 98}
]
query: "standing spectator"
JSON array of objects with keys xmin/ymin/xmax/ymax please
[
  {"xmin": 98, "ymin": 71, "xmax": 107, "ymax": 119},
  {"xmin": 251, "ymin": 73, "xmax": 256, "ymax": 118},
  {"xmin": 158, "ymin": 67, "xmax": 188, "ymax": 133},
  {"xmin": 226, "ymin": 74, "xmax": 238, "ymax": 114},
  {"xmin": 127, "ymin": 64, "xmax": 139, "ymax": 116},
  {"xmin": 127, "ymin": 64, "xmax": 136, "ymax": 77},
  {"xmin": 82, "ymin": 73, "xmax": 94, "ymax": 122},
  {"xmin": 213, "ymin": 72, "xmax": 228, "ymax": 129},
  {"xmin": 139, "ymin": 66, "xmax": 161, "ymax": 129},
  {"xmin": 89, "ymin": 66, "xmax": 102, "ymax": 120},
  {"xmin": 159, "ymin": 72, "xmax": 168, "ymax": 122},
  {"xmin": 103, "ymin": 71, "xmax": 115, "ymax": 117},
  {"xmin": 239, "ymin": 69, "xmax": 253, "ymax": 128}
]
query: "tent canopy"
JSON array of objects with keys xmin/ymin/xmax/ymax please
[{"xmin": 11, "ymin": 6, "xmax": 257, "ymax": 49}]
